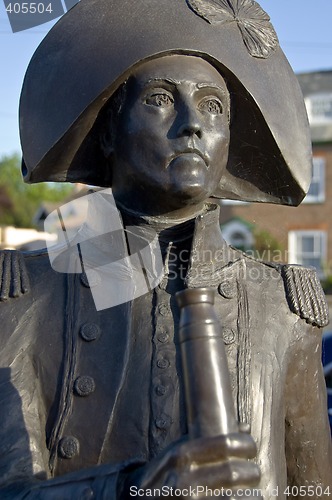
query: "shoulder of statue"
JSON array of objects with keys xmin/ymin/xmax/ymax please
[
  {"xmin": 0, "ymin": 249, "xmax": 38, "ymax": 301},
  {"xmin": 280, "ymin": 264, "xmax": 329, "ymax": 327},
  {"xmin": 230, "ymin": 252, "xmax": 328, "ymax": 327}
]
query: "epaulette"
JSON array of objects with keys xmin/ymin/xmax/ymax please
[
  {"xmin": 282, "ymin": 264, "xmax": 329, "ymax": 327},
  {"xmin": 0, "ymin": 250, "xmax": 30, "ymax": 301}
]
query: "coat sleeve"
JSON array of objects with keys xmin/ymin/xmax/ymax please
[
  {"xmin": 18, "ymin": 461, "xmax": 141, "ymax": 500},
  {"xmin": 1, "ymin": 461, "xmax": 140, "ymax": 500},
  {"xmin": 284, "ymin": 319, "xmax": 332, "ymax": 497}
]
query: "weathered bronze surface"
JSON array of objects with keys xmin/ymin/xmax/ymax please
[{"xmin": 1, "ymin": 0, "xmax": 331, "ymax": 498}]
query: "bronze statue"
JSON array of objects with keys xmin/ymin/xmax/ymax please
[{"xmin": 0, "ymin": 0, "xmax": 331, "ymax": 498}]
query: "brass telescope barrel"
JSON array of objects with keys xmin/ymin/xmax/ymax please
[
  {"xmin": 176, "ymin": 288, "xmax": 262, "ymax": 500},
  {"xmin": 176, "ymin": 287, "xmax": 238, "ymax": 438}
]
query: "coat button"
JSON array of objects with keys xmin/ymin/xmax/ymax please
[
  {"xmin": 74, "ymin": 376, "xmax": 96, "ymax": 397},
  {"xmin": 157, "ymin": 331, "xmax": 169, "ymax": 344},
  {"xmin": 156, "ymin": 384, "xmax": 167, "ymax": 396},
  {"xmin": 218, "ymin": 280, "xmax": 236, "ymax": 299},
  {"xmin": 155, "ymin": 415, "xmax": 171, "ymax": 430},
  {"xmin": 80, "ymin": 323, "xmax": 101, "ymax": 342},
  {"xmin": 222, "ymin": 328, "xmax": 236, "ymax": 345},
  {"xmin": 58, "ymin": 436, "xmax": 80, "ymax": 459},
  {"xmin": 157, "ymin": 358, "xmax": 170, "ymax": 369}
]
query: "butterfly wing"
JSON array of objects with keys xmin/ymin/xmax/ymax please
[
  {"xmin": 187, "ymin": 0, "xmax": 279, "ymax": 58},
  {"xmin": 186, "ymin": 0, "xmax": 234, "ymax": 25},
  {"xmin": 235, "ymin": 0, "xmax": 278, "ymax": 58}
]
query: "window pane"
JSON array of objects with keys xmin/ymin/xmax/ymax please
[
  {"xmin": 301, "ymin": 236, "xmax": 315, "ymax": 254},
  {"xmin": 307, "ymin": 182, "xmax": 319, "ymax": 198},
  {"xmin": 289, "ymin": 230, "xmax": 326, "ymax": 276},
  {"xmin": 302, "ymin": 156, "xmax": 325, "ymax": 203}
]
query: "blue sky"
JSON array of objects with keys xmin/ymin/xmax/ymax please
[{"xmin": 1, "ymin": 0, "xmax": 332, "ymax": 158}]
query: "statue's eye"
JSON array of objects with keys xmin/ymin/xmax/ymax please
[
  {"xmin": 145, "ymin": 93, "xmax": 174, "ymax": 107},
  {"xmin": 198, "ymin": 97, "xmax": 223, "ymax": 115}
]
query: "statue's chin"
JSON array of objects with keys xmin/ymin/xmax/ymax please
[{"xmin": 167, "ymin": 154, "xmax": 209, "ymax": 202}]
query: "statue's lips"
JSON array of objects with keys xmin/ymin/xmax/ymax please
[{"xmin": 168, "ymin": 149, "xmax": 209, "ymax": 168}]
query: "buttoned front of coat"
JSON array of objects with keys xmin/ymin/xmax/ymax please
[{"xmin": 0, "ymin": 204, "xmax": 331, "ymax": 499}]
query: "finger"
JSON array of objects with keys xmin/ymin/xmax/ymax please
[
  {"xmin": 175, "ymin": 433, "xmax": 257, "ymax": 467},
  {"xmin": 178, "ymin": 460, "xmax": 261, "ymax": 490}
]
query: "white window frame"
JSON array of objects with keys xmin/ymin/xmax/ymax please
[
  {"xmin": 303, "ymin": 156, "xmax": 325, "ymax": 204},
  {"xmin": 288, "ymin": 230, "xmax": 327, "ymax": 276},
  {"xmin": 221, "ymin": 220, "xmax": 254, "ymax": 250},
  {"xmin": 305, "ymin": 93, "xmax": 332, "ymax": 125}
]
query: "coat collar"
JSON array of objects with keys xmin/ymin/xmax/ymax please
[
  {"xmin": 185, "ymin": 203, "xmax": 242, "ymax": 288},
  {"xmin": 119, "ymin": 201, "xmax": 244, "ymax": 289}
]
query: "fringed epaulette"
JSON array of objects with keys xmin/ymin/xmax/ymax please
[
  {"xmin": 282, "ymin": 264, "xmax": 329, "ymax": 327},
  {"xmin": 0, "ymin": 250, "xmax": 30, "ymax": 301}
]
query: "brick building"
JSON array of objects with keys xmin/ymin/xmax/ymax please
[{"xmin": 219, "ymin": 70, "xmax": 332, "ymax": 281}]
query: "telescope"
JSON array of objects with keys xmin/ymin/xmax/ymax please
[
  {"xmin": 177, "ymin": 287, "xmax": 238, "ymax": 438},
  {"xmin": 177, "ymin": 288, "xmax": 260, "ymax": 499}
]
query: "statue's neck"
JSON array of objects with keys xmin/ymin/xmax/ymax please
[
  {"xmin": 115, "ymin": 200, "xmax": 206, "ymax": 238},
  {"xmin": 113, "ymin": 196, "xmax": 209, "ymax": 225}
]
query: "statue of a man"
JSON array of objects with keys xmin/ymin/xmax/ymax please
[{"xmin": 0, "ymin": 0, "xmax": 331, "ymax": 498}]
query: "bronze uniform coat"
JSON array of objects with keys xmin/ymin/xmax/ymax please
[{"xmin": 0, "ymin": 205, "xmax": 331, "ymax": 498}]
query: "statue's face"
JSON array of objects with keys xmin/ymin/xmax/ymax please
[{"xmin": 109, "ymin": 55, "xmax": 230, "ymax": 214}]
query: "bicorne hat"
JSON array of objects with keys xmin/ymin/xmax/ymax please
[{"xmin": 19, "ymin": 0, "xmax": 312, "ymax": 206}]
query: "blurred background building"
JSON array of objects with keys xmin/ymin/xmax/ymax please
[{"xmin": 219, "ymin": 70, "xmax": 332, "ymax": 292}]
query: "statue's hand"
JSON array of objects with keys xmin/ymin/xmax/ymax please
[{"xmin": 123, "ymin": 431, "xmax": 261, "ymax": 499}]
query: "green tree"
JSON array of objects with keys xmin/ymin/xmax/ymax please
[
  {"xmin": 252, "ymin": 227, "xmax": 285, "ymax": 263},
  {"xmin": 0, "ymin": 153, "xmax": 74, "ymax": 228},
  {"xmin": 322, "ymin": 274, "xmax": 332, "ymax": 294}
]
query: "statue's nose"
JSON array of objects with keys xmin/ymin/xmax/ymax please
[{"xmin": 176, "ymin": 105, "xmax": 202, "ymax": 139}]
